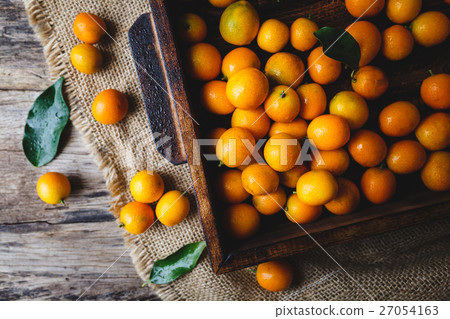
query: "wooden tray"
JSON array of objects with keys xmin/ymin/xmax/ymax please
[{"xmin": 129, "ymin": 0, "xmax": 450, "ymax": 274}]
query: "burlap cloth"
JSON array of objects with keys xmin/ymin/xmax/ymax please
[{"xmin": 23, "ymin": 0, "xmax": 449, "ymax": 300}]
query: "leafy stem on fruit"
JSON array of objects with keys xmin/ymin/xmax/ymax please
[
  {"xmin": 314, "ymin": 27, "xmax": 361, "ymax": 71},
  {"xmin": 118, "ymin": 222, "xmax": 125, "ymax": 228},
  {"xmin": 218, "ymin": 161, "xmax": 224, "ymax": 167},
  {"xmin": 351, "ymin": 68, "xmax": 358, "ymax": 83},
  {"xmin": 60, "ymin": 199, "xmax": 66, "ymax": 206},
  {"xmin": 428, "ymin": 69, "xmax": 434, "ymax": 76},
  {"xmin": 280, "ymin": 90, "xmax": 286, "ymax": 98}
]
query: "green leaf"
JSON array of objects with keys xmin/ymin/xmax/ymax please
[
  {"xmin": 145, "ymin": 241, "xmax": 206, "ymax": 285},
  {"xmin": 22, "ymin": 77, "xmax": 69, "ymax": 167},
  {"xmin": 314, "ymin": 27, "xmax": 361, "ymax": 70}
]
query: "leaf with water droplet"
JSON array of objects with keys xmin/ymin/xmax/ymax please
[{"xmin": 22, "ymin": 77, "xmax": 69, "ymax": 167}]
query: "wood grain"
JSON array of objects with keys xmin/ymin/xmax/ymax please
[
  {"xmin": 0, "ymin": 0, "xmax": 158, "ymax": 300},
  {"xmin": 133, "ymin": 0, "xmax": 450, "ymax": 274},
  {"xmin": 129, "ymin": 13, "xmax": 188, "ymax": 165},
  {"xmin": 221, "ymin": 196, "xmax": 450, "ymax": 273},
  {"xmin": 0, "ymin": 0, "xmax": 50, "ymax": 91},
  {"xmin": 144, "ymin": 0, "xmax": 227, "ymax": 274}
]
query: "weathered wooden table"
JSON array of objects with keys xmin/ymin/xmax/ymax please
[{"xmin": 0, "ymin": 0, "xmax": 158, "ymax": 300}]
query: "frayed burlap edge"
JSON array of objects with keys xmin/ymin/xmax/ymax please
[{"xmin": 22, "ymin": 0, "xmax": 185, "ymax": 300}]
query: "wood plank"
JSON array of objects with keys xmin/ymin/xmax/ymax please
[
  {"xmin": 0, "ymin": 0, "xmax": 50, "ymax": 91},
  {"xmin": 128, "ymin": 13, "xmax": 188, "ymax": 165},
  {"xmin": 0, "ymin": 88, "xmax": 159, "ymax": 300},
  {"xmin": 220, "ymin": 201, "xmax": 450, "ymax": 273},
  {"xmin": 146, "ymin": 0, "xmax": 226, "ymax": 273},
  {"xmin": 0, "ymin": 222, "xmax": 158, "ymax": 300},
  {"xmin": 0, "ymin": 0, "xmax": 160, "ymax": 299}
]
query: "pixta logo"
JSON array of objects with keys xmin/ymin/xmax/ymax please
[{"xmin": 193, "ymin": 136, "xmax": 322, "ymax": 166}]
